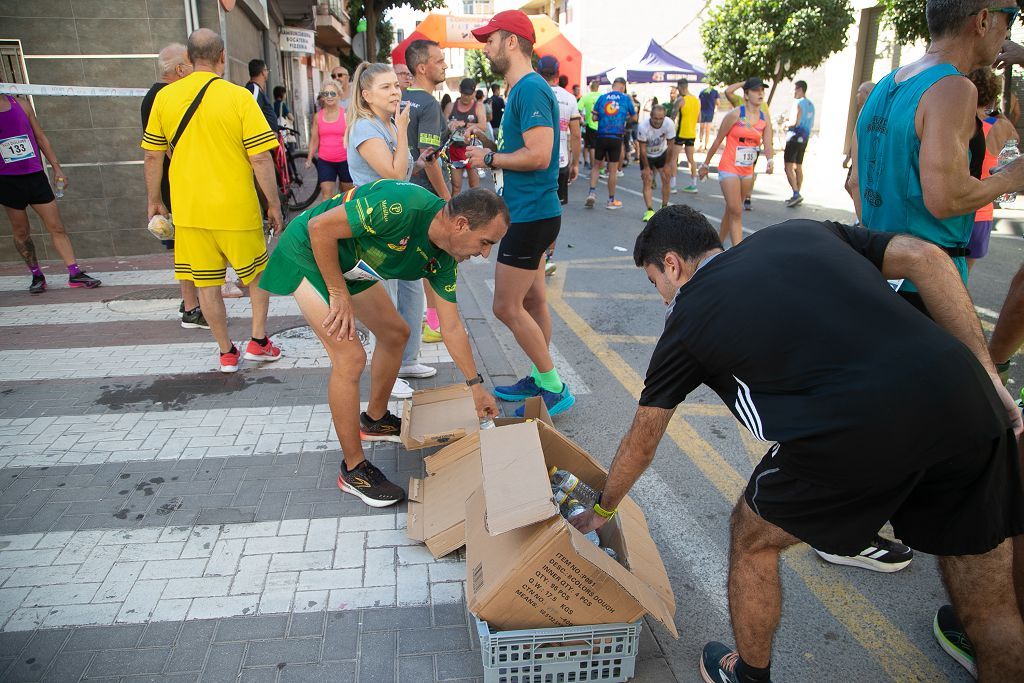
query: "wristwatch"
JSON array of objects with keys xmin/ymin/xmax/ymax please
[
  {"xmin": 465, "ymin": 373, "xmax": 484, "ymax": 387},
  {"xmin": 483, "ymin": 151, "xmax": 496, "ymax": 169}
]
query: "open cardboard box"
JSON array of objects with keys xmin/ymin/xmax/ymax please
[
  {"xmin": 399, "ymin": 384, "xmax": 480, "ymax": 450},
  {"xmin": 405, "ymin": 397, "xmax": 551, "ymax": 558}
]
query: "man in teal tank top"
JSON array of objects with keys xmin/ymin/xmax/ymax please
[{"xmin": 849, "ymin": 0, "xmax": 1024, "ymax": 314}]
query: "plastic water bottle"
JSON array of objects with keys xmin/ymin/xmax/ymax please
[
  {"xmin": 479, "ymin": 417, "xmax": 496, "ymax": 430},
  {"xmin": 54, "ymin": 177, "xmax": 66, "ymax": 199},
  {"xmin": 559, "ymin": 495, "xmax": 601, "ymax": 545},
  {"xmin": 549, "ymin": 467, "xmax": 599, "ymax": 507},
  {"xmin": 998, "ymin": 140, "xmax": 1020, "ymax": 203}
]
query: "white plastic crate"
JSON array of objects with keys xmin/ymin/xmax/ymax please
[{"xmin": 474, "ymin": 617, "xmax": 642, "ymax": 683}]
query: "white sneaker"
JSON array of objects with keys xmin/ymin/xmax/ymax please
[
  {"xmin": 391, "ymin": 377, "xmax": 414, "ymax": 399},
  {"xmin": 398, "ymin": 363, "xmax": 437, "ymax": 379},
  {"xmin": 221, "ymin": 281, "xmax": 244, "ymax": 298}
]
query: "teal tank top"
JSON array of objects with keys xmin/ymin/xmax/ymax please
[{"xmin": 857, "ymin": 63, "xmax": 972, "ymax": 287}]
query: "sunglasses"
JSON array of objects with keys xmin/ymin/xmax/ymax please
[
  {"xmin": 972, "ymin": 5, "xmax": 1021, "ymax": 25},
  {"xmin": 332, "ymin": 73, "xmax": 347, "ymax": 80},
  {"xmin": 319, "ymin": 92, "xmax": 338, "ymax": 98}
]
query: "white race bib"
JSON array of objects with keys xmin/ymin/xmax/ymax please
[
  {"xmin": 735, "ymin": 146, "xmax": 757, "ymax": 168},
  {"xmin": 493, "ymin": 169, "xmax": 504, "ymax": 196},
  {"xmin": 342, "ymin": 259, "xmax": 384, "ymax": 283},
  {"xmin": 0, "ymin": 135, "xmax": 35, "ymax": 164}
]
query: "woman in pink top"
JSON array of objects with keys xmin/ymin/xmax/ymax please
[
  {"xmin": 0, "ymin": 95, "xmax": 100, "ymax": 293},
  {"xmin": 306, "ymin": 80, "xmax": 353, "ymax": 202}
]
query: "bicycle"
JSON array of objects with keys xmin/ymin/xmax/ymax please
[{"xmin": 274, "ymin": 127, "xmax": 319, "ymax": 215}]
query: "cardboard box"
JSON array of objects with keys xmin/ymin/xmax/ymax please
[
  {"xmin": 405, "ymin": 398, "xmax": 551, "ymax": 558},
  {"xmin": 464, "ymin": 421, "xmax": 678, "ymax": 637},
  {"xmin": 399, "ymin": 384, "xmax": 480, "ymax": 450}
]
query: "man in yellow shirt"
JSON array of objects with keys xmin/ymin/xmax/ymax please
[
  {"xmin": 142, "ymin": 28, "xmax": 284, "ymax": 373},
  {"xmin": 671, "ymin": 78, "xmax": 700, "ymax": 194}
]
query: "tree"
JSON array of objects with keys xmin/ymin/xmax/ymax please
[
  {"xmin": 700, "ymin": 0, "xmax": 854, "ymax": 104},
  {"xmin": 347, "ymin": 0, "xmax": 447, "ymax": 66},
  {"xmin": 465, "ymin": 48, "xmax": 496, "ymax": 88},
  {"xmin": 878, "ymin": 0, "xmax": 928, "ymax": 45}
]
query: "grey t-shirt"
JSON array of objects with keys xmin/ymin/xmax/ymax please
[
  {"xmin": 346, "ymin": 117, "xmax": 413, "ymax": 187},
  {"xmin": 402, "ymin": 88, "xmax": 449, "ymax": 193}
]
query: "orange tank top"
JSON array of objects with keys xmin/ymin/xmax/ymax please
[
  {"xmin": 975, "ymin": 118, "xmax": 996, "ymax": 222},
  {"xmin": 719, "ymin": 106, "xmax": 766, "ymax": 177}
]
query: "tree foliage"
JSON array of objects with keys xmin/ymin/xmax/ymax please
[
  {"xmin": 700, "ymin": 0, "xmax": 854, "ymax": 103},
  {"xmin": 879, "ymin": 0, "xmax": 929, "ymax": 45},
  {"xmin": 465, "ymin": 48, "xmax": 496, "ymax": 88},
  {"xmin": 347, "ymin": 0, "xmax": 448, "ymax": 66}
]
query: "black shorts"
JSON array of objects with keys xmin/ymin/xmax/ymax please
[
  {"xmin": 675, "ymin": 137, "xmax": 695, "ymax": 148},
  {"xmin": 557, "ymin": 166, "xmax": 570, "ymax": 205},
  {"xmin": 315, "ymin": 158, "xmax": 352, "ymax": 184},
  {"xmin": 594, "ymin": 137, "xmax": 622, "ymax": 163},
  {"xmin": 584, "ymin": 127, "xmax": 598, "ymax": 149},
  {"xmin": 644, "ymin": 155, "xmax": 667, "ymax": 170},
  {"xmin": 497, "ymin": 215, "xmax": 562, "ymax": 270},
  {"xmin": 784, "ymin": 137, "xmax": 808, "ymax": 164},
  {"xmin": 744, "ymin": 429, "xmax": 1024, "ymax": 557},
  {"xmin": 0, "ymin": 171, "xmax": 55, "ymax": 210}
]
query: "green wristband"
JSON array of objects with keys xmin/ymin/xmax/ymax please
[{"xmin": 593, "ymin": 501, "xmax": 616, "ymax": 519}]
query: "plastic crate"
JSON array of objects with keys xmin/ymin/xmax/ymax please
[{"xmin": 474, "ymin": 617, "xmax": 642, "ymax": 683}]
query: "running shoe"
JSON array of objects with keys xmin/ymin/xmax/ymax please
[
  {"xmin": 29, "ymin": 274, "xmax": 46, "ymax": 294},
  {"xmin": 545, "ymin": 260, "xmax": 557, "ymax": 276},
  {"xmin": 606, "ymin": 199, "xmax": 623, "ymax": 210},
  {"xmin": 682, "ymin": 184, "xmax": 698, "ymax": 194},
  {"xmin": 699, "ymin": 641, "xmax": 741, "ymax": 683},
  {"xmin": 68, "ymin": 272, "xmax": 101, "ymax": 288},
  {"xmin": 513, "ymin": 383, "xmax": 574, "ymax": 417},
  {"xmin": 337, "ymin": 459, "xmax": 405, "ymax": 508},
  {"xmin": 359, "ymin": 410, "xmax": 402, "ymax": 443},
  {"xmin": 244, "ymin": 338, "xmax": 282, "ymax": 362},
  {"xmin": 222, "ymin": 281, "xmax": 244, "ymax": 298},
  {"xmin": 933, "ymin": 605, "xmax": 977, "ymax": 678},
  {"xmin": 642, "ymin": 209, "xmax": 655, "ymax": 222},
  {"xmin": 179, "ymin": 300, "xmax": 185, "ymax": 314},
  {"xmin": 399, "ymin": 363, "xmax": 437, "ymax": 379},
  {"xmin": 181, "ymin": 307, "xmax": 210, "ymax": 330},
  {"xmin": 616, "ymin": 169, "xmax": 624, "ymax": 177},
  {"xmin": 814, "ymin": 535, "xmax": 913, "ymax": 573},
  {"xmin": 494, "ymin": 376, "xmax": 542, "ymax": 401},
  {"xmin": 421, "ymin": 322, "xmax": 442, "ymax": 344},
  {"xmin": 785, "ymin": 193, "xmax": 804, "ymax": 207},
  {"xmin": 599, "ymin": 168, "xmax": 608, "ymax": 178},
  {"xmin": 584, "ymin": 192, "xmax": 596, "ymax": 208},
  {"xmin": 391, "ymin": 378, "xmax": 413, "ymax": 399},
  {"xmin": 219, "ymin": 346, "xmax": 240, "ymax": 373},
  {"xmin": 743, "ymin": 197, "xmax": 752, "ymax": 211}
]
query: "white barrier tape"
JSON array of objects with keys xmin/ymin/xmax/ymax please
[{"xmin": 0, "ymin": 83, "xmax": 148, "ymax": 97}]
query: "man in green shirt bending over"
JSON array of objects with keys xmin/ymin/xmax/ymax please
[{"xmin": 261, "ymin": 180, "xmax": 506, "ymax": 507}]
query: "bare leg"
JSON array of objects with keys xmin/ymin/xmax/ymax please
[
  {"xmin": 588, "ymin": 156, "xmax": 602, "ymax": 192},
  {"xmin": 522, "ymin": 262, "xmax": 552, "ymax": 346},
  {"xmin": 684, "ymin": 144, "xmax": 697, "ymax": 184},
  {"xmin": 719, "ymin": 176, "xmax": 744, "ymax": 247},
  {"xmin": 246, "ymin": 271, "xmax": 269, "ymax": 340},
  {"xmin": 785, "ymin": 162, "xmax": 799, "ymax": 193},
  {"xmin": 940, "ymin": 540, "xmax": 1024, "ymax": 680},
  {"xmin": 607, "ymin": 160, "xmax": 620, "ymax": 199},
  {"xmin": 728, "ymin": 498, "xmax": 801, "ymax": 668},
  {"xmin": 6, "ymin": 207, "xmax": 39, "ymax": 270},
  {"xmin": 196, "ymin": 284, "xmax": 232, "ymax": 353},
  {"xmin": 641, "ymin": 167, "xmax": 654, "ymax": 210},
  {"xmin": 350, "ymin": 283, "xmax": 408, "ymax": 421},
  {"xmin": 467, "ymin": 165, "xmax": 480, "ymax": 188},
  {"xmin": 338, "ymin": 180, "xmax": 353, "ymax": 194},
  {"xmin": 1015, "ymin": 534, "xmax": 1024, "ymax": 620},
  {"xmin": 319, "ymin": 181, "xmax": 336, "ymax": 203},
  {"xmin": 450, "ymin": 168, "xmax": 463, "ymax": 196},
  {"xmin": 30, "ymin": 201, "xmax": 77, "ymax": 265},
  {"xmin": 660, "ymin": 165, "xmax": 672, "ymax": 206},
  {"xmin": 181, "ymin": 281, "xmax": 200, "ymax": 311},
  {"xmin": 493, "ymin": 262, "xmax": 555, "ymax": 373},
  {"xmin": 795, "ymin": 164, "xmax": 803, "ymax": 192}
]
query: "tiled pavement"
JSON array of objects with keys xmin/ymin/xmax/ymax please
[{"xmin": 0, "ymin": 255, "xmax": 675, "ymax": 682}]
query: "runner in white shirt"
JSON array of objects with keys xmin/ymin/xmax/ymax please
[
  {"xmin": 538, "ymin": 55, "xmax": 580, "ymax": 275},
  {"xmin": 638, "ymin": 104, "xmax": 676, "ymax": 222}
]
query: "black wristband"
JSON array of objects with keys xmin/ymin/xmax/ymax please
[{"xmin": 465, "ymin": 373, "xmax": 484, "ymax": 387}]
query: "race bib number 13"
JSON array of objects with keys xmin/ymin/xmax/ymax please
[{"xmin": 0, "ymin": 135, "xmax": 35, "ymax": 164}]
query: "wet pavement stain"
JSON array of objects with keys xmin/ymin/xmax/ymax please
[
  {"xmin": 156, "ymin": 497, "xmax": 183, "ymax": 515},
  {"xmin": 96, "ymin": 374, "xmax": 283, "ymax": 411}
]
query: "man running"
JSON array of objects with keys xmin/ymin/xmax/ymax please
[
  {"xmin": 585, "ymin": 77, "xmax": 635, "ymax": 210},
  {"xmin": 571, "ymin": 205, "xmax": 1024, "ymax": 683},
  {"xmin": 578, "ymin": 80, "xmax": 601, "ymax": 170},
  {"xmin": 260, "ymin": 181, "xmax": 505, "ymax": 507},
  {"xmin": 698, "ymin": 83, "xmax": 719, "ymax": 151},
  {"xmin": 671, "ymin": 78, "xmax": 699, "ymax": 194},
  {"xmin": 783, "ymin": 80, "xmax": 815, "ymax": 207},
  {"xmin": 638, "ymin": 104, "xmax": 676, "ymax": 222},
  {"xmin": 466, "ymin": 10, "xmax": 574, "ymax": 416}
]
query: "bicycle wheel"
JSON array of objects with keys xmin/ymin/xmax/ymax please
[{"xmin": 286, "ymin": 151, "xmax": 320, "ymax": 212}]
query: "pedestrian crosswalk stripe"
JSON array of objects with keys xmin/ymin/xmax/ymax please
[{"xmin": 0, "ymin": 270, "xmax": 175, "ymax": 292}]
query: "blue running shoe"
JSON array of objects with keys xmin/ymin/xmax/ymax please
[
  {"xmin": 494, "ymin": 376, "xmax": 542, "ymax": 401},
  {"xmin": 699, "ymin": 641, "xmax": 741, "ymax": 683},
  {"xmin": 514, "ymin": 383, "xmax": 575, "ymax": 417}
]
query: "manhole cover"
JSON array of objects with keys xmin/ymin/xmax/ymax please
[
  {"xmin": 104, "ymin": 287, "xmax": 181, "ymax": 314},
  {"xmin": 274, "ymin": 324, "xmax": 370, "ymax": 348}
]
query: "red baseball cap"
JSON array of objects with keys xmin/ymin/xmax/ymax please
[{"xmin": 471, "ymin": 10, "xmax": 535, "ymax": 44}]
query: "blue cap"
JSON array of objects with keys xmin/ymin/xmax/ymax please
[{"xmin": 537, "ymin": 55, "xmax": 559, "ymax": 75}]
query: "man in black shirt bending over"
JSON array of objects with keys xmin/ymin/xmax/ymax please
[{"xmin": 571, "ymin": 205, "xmax": 1024, "ymax": 683}]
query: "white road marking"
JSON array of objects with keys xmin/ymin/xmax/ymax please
[
  {"xmin": 0, "ymin": 298, "xmax": 304, "ymax": 327},
  {"xmin": 0, "ymin": 270, "xmax": 175, "ymax": 292}
]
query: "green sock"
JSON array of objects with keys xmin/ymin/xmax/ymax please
[
  {"xmin": 530, "ymin": 364, "xmax": 540, "ymax": 381},
  {"xmin": 534, "ymin": 367, "xmax": 564, "ymax": 393}
]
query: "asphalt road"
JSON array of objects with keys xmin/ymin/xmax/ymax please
[{"xmin": 455, "ymin": 157, "xmax": 1021, "ymax": 682}]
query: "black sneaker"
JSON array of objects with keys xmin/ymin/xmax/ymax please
[
  {"xmin": 743, "ymin": 197, "xmax": 752, "ymax": 211},
  {"xmin": 815, "ymin": 534, "xmax": 913, "ymax": 573},
  {"xmin": 337, "ymin": 459, "xmax": 405, "ymax": 507},
  {"xmin": 68, "ymin": 272, "xmax": 101, "ymax": 289},
  {"xmin": 359, "ymin": 410, "xmax": 402, "ymax": 443},
  {"xmin": 179, "ymin": 300, "xmax": 185, "ymax": 314},
  {"xmin": 181, "ymin": 307, "xmax": 210, "ymax": 330},
  {"xmin": 29, "ymin": 274, "xmax": 46, "ymax": 294},
  {"xmin": 699, "ymin": 641, "xmax": 741, "ymax": 683},
  {"xmin": 933, "ymin": 604, "xmax": 976, "ymax": 678}
]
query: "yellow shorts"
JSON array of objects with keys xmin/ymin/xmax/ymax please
[{"xmin": 173, "ymin": 226, "xmax": 269, "ymax": 287}]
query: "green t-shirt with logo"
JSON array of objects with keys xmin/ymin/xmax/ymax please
[
  {"xmin": 261, "ymin": 179, "xmax": 457, "ymax": 302},
  {"xmin": 578, "ymin": 91, "xmax": 600, "ymax": 131}
]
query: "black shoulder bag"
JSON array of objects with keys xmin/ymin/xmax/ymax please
[{"xmin": 168, "ymin": 76, "xmax": 219, "ymax": 155}]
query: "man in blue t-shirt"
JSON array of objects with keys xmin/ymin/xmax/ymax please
[
  {"xmin": 467, "ymin": 10, "xmax": 575, "ymax": 417},
  {"xmin": 585, "ymin": 77, "xmax": 636, "ymax": 210},
  {"xmin": 783, "ymin": 80, "xmax": 816, "ymax": 207},
  {"xmin": 698, "ymin": 85, "xmax": 718, "ymax": 151}
]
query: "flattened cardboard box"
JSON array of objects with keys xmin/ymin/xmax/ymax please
[
  {"xmin": 405, "ymin": 397, "xmax": 551, "ymax": 558},
  {"xmin": 399, "ymin": 384, "xmax": 481, "ymax": 450}
]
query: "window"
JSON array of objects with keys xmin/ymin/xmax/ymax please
[
  {"xmin": 0, "ymin": 40, "xmax": 28, "ymax": 84},
  {"xmin": 463, "ymin": 1, "xmax": 494, "ymax": 15}
]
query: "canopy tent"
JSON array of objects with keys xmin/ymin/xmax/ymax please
[
  {"xmin": 391, "ymin": 13, "xmax": 582, "ymax": 93},
  {"xmin": 588, "ymin": 39, "xmax": 705, "ymax": 85}
]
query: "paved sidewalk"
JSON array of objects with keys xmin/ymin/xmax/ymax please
[{"xmin": 0, "ymin": 254, "xmax": 675, "ymax": 682}]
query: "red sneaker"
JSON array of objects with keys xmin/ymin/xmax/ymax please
[
  {"xmin": 244, "ymin": 338, "xmax": 282, "ymax": 362},
  {"xmin": 219, "ymin": 346, "xmax": 240, "ymax": 373}
]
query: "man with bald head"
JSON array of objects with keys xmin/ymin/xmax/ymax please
[{"xmin": 142, "ymin": 29, "xmax": 285, "ymax": 373}]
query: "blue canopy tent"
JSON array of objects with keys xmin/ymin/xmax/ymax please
[{"xmin": 588, "ymin": 39, "xmax": 706, "ymax": 85}]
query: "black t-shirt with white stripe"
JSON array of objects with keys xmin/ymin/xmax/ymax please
[{"xmin": 639, "ymin": 220, "xmax": 1008, "ymax": 485}]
